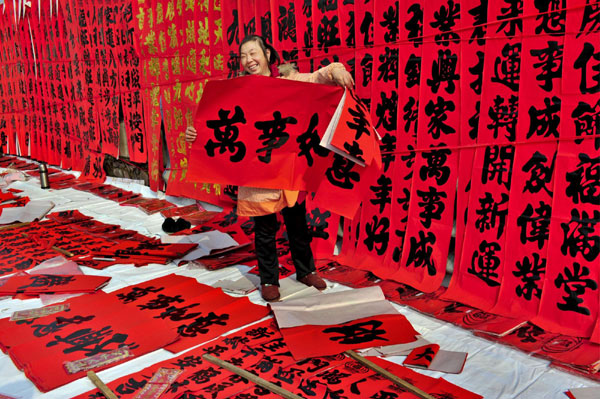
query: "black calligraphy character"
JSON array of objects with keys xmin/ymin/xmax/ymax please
[
  {"xmin": 517, "ymin": 202, "xmax": 552, "ymax": 249},
  {"xmin": 522, "ymin": 151, "xmax": 555, "ymax": 195},
  {"xmin": 469, "ymin": 101, "xmax": 481, "ymax": 140},
  {"xmin": 246, "ymin": 326, "xmax": 275, "ymax": 340},
  {"xmin": 317, "ymin": 15, "xmax": 341, "ymax": 51},
  {"xmin": 347, "ymin": 104, "xmax": 371, "ymax": 141},
  {"xmin": 413, "ymin": 347, "xmax": 436, "ymax": 363},
  {"xmin": 417, "ymin": 186, "xmax": 447, "ymax": 228},
  {"xmin": 404, "ymin": 54, "xmax": 421, "ymax": 89},
  {"xmin": 406, "ymin": 231, "xmax": 437, "ymax": 276},
  {"xmin": 515, "ymin": 324, "xmax": 545, "ymax": 343},
  {"xmin": 487, "ymin": 95, "xmax": 518, "ymax": 141},
  {"xmin": 475, "ymin": 192, "xmax": 509, "ymax": 239},
  {"xmin": 323, "ymin": 320, "xmax": 389, "ymax": 344},
  {"xmin": 138, "ymin": 294, "xmax": 184, "ymax": 310},
  {"xmin": 306, "ymin": 207, "xmax": 330, "ymax": 239},
  {"xmin": 364, "ymin": 216, "xmax": 390, "ymax": 256},
  {"xmin": 425, "ymin": 97, "xmax": 456, "ymax": 139},
  {"xmin": 344, "ymin": 141, "xmax": 365, "ymax": 163},
  {"xmin": 527, "ymin": 97, "xmax": 561, "ymax": 139},
  {"xmin": 205, "ymin": 106, "xmax": 246, "ymax": 162},
  {"xmin": 31, "ymin": 315, "xmax": 94, "ymax": 338},
  {"xmin": 534, "ymin": 0, "xmax": 566, "ymax": 36},
  {"xmin": 530, "ymin": 41, "xmax": 563, "ymax": 92},
  {"xmin": 406, "ymin": 3, "xmax": 423, "ymax": 46},
  {"xmin": 359, "ymin": 12, "xmax": 374, "ymax": 46},
  {"xmin": 574, "ymin": 42, "xmax": 600, "ymax": 94},
  {"xmin": 492, "ymin": 43, "xmax": 521, "ymax": 92},
  {"xmin": 565, "ymin": 153, "xmax": 600, "ymax": 204},
  {"xmin": 482, "ymin": 145, "xmax": 514, "ymax": 189},
  {"xmin": 18, "ymin": 274, "xmax": 75, "ymax": 289},
  {"xmin": 555, "ymin": 262, "xmax": 598, "ymax": 315},
  {"xmin": 345, "ymin": 10, "xmax": 356, "ymax": 47},
  {"xmin": 420, "ymin": 146, "xmax": 451, "ymax": 185},
  {"xmin": 469, "ymin": 240, "xmax": 502, "ymax": 287},
  {"xmin": 401, "ymin": 145, "xmax": 416, "ymax": 180},
  {"xmin": 278, "ymin": 3, "xmax": 297, "ymax": 42},
  {"xmin": 226, "ymin": 9, "xmax": 239, "ymax": 45},
  {"xmin": 189, "ymin": 367, "xmax": 221, "ymax": 384},
  {"xmin": 360, "ymin": 53, "xmax": 373, "ymax": 87},
  {"xmin": 496, "ymin": 0, "xmax": 522, "ymax": 36},
  {"xmin": 577, "ymin": 0, "xmax": 600, "ymax": 38},
  {"xmin": 469, "ymin": 51, "xmax": 484, "ymax": 95},
  {"xmin": 261, "ymin": 10, "xmax": 273, "ymax": 43},
  {"xmin": 469, "ymin": 0, "xmax": 488, "ymax": 45},
  {"xmin": 380, "ymin": 3, "xmax": 399, "ymax": 43},
  {"xmin": 157, "ymin": 304, "xmax": 202, "ymax": 321},
  {"xmin": 172, "ymin": 355, "xmax": 204, "ymax": 369},
  {"xmin": 178, "ymin": 312, "xmax": 230, "ymax": 337},
  {"xmin": 571, "ymin": 99, "xmax": 600, "ymax": 150},
  {"xmin": 370, "ymin": 175, "xmax": 393, "ymax": 213},
  {"xmin": 428, "ymin": 49, "xmax": 460, "ymax": 94},
  {"xmin": 317, "ymin": 0, "xmax": 336, "ymax": 12},
  {"xmin": 403, "ymin": 97, "xmax": 419, "ymax": 136},
  {"xmin": 47, "ymin": 326, "xmax": 138, "ymax": 356},
  {"xmin": 380, "ymin": 133, "xmax": 397, "ymax": 173},
  {"xmin": 377, "ymin": 47, "xmax": 398, "ymax": 85},
  {"xmin": 325, "ymin": 154, "xmax": 360, "ymax": 189},
  {"xmin": 430, "ymin": 0, "xmax": 460, "ymax": 46},
  {"xmin": 255, "ymin": 111, "xmax": 296, "ymax": 163},
  {"xmin": 375, "ymin": 91, "xmax": 398, "ymax": 132},
  {"xmin": 297, "ymin": 113, "xmax": 328, "ymax": 167},
  {"xmin": 560, "ymin": 209, "xmax": 600, "ymax": 262},
  {"xmin": 274, "ymin": 367, "xmax": 306, "ymax": 384},
  {"xmin": 115, "ymin": 378, "xmax": 148, "ymax": 395},
  {"xmin": 226, "ymin": 50, "xmax": 240, "ymax": 78},
  {"xmin": 513, "ymin": 253, "xmax": 546, "ymax": 300}
]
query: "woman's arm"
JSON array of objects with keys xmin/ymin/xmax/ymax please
[{"xmin": 284, "ymin": 62, "xmax": 354, "ymax": 88}]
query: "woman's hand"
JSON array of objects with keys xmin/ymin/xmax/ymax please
[
  {"xmin": 185, "ymin": 126, "xmax": 197, "ymax": 142},
  {"xmin": 332, "ymin": 68, "xmax": 354, "ymax": 89}
]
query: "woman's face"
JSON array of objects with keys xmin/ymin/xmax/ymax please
[{"xmin": 240, "ymin": 40, "xmax": 271, "ymax": 76}]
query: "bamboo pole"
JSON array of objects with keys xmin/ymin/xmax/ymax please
[
  {"xmin": 345, "ymin": 350, "xmax": 436, "ymax": 399},
  {"xmin": 202, "ymin": 354, "xmax": 303, "ymax": 399},
  {"xmin": 86, "ymin": 371, "xmax": 118, "ymax": 399}
]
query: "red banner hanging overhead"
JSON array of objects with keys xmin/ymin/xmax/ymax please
[
  {"xmin": 396, "ymin": 0, "xmax": 461, "ymax": 292},
  {"xmin": 491, "ymin": 1, "xmax": 564, "ymax": 320},
  {"xmin": 444, "ymin": 0, "xmax": 523, "ymax": 309},
  {"xmin": 533, "ymin": 0, "xmax": 600, "ymax": 341},
  {"xmin": 455, "ymin": 0, "xmax": 487, "ymax": 269}
]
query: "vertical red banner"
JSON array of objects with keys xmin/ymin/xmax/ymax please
[
  {"xmin": 454, "ymin": 0, "xmax": 486, "ymax": 268},
  {"xmin": 491, "ymin": 2, "xmax": 565, "ymax": 320},
  {"xmin": 384, "ymin": 0, "xmax": 423, "ymax": 277},
  {"xmin": 398, "ymin": 0, "xmax": 460, "ymax": 292},
  {"xmin": 533, "ymin": 0, "xmax": 599, "ymax": 341},
  {"xmin": 444, "ymin": 0, "xmax": 522, "ymax": 308}
]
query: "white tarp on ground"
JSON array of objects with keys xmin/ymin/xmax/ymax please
[{"xmin": 0, "ymin": 169, "xmax": 598, "ymax": 399}]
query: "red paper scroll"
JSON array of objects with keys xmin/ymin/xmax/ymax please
[
  {"xmin": 396, "ymin": 0, "xmax": 460, "ymax": 292},
  {"xmin": 444, "ymin": 1, "xmax": 523, "ymax": 309},
  {"xmin": 455, "ymin": 0, "xmax": 487, "ymax": 268},
  {"xmin": 533, "ymin": 0, "xmax": 600, "ymax": 341},
  {"xmin": 271, "ymin": 0, "xmax": 298, "ymax": 62},
  {"xmin": 280, "ymin": 314, "xmax": 418, "ymax": 360},
  {"xmin": 491, "ymin": 2, "xmax": 564, "ymax": 319},
  {"xmin": 383, "ymin": 0, "xmax": 423, "ymax": 278},
  {"xmin": 189, "ymin": 74, "xmax": 342, "ymax": 190}
]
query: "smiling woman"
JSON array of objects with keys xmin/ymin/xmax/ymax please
[{"xmin": 185, "ymin": 34, "xmax": 354, "ymax": 302}]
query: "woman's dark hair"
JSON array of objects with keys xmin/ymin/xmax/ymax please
[{"xmin": 239, "ymin": 35, "xmax": 280, "ymax": 66}]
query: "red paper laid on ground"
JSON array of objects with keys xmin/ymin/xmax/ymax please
[
  {"xmin": 403, "ymin": 344, "xmax": 441, "ymax": 369},
  {"xmin": 280, "ymin": 314, "xmax": 418, "ymax": 360},
  {"xmin": 0, "ymin": 274, "xmax": 110, "ymax": 295}
]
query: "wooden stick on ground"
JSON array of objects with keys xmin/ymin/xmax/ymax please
[
  {"xmin": 345, "ymin": 350, "xmax": 436, "ymax": 399},
  {"xmin": 0, "ymin": 221, "xmax": 31, "ymax": 231},
  {"xmin": 86, "ymin": 370, "xmax": 118, "ymax": 399},
  {"xmin": 202, "ymin": 354, "xmax": 303, "ymax": 399},
  {"xmin": 20, "ymin": 232, "xmax": 74, "ymax": 257}
]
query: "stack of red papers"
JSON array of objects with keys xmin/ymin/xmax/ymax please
[{"xmin": 0, "ymin": 274, "xmax": 110, "ymax": 296}]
